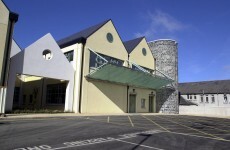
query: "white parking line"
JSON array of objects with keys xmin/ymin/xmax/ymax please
[
  {"xmin": 128, "ymin": 116, "xmax": 134, "ymax": 127},
  {"xmin": 115, "ymin": 139, "xmax": 164, "ymax": 150},
  {"xmin": 14, "ymin": 130, "xmax": 161, "ymax": 150}
]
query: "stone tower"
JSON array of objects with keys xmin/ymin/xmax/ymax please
[{"xmin": 148, "ymin": 39, "xmax": 179, "ymax": 114}]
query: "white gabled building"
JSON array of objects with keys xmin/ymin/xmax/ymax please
[{"xmin": 179, "ymin": 80, "xmax": 230, "ymax": 116}]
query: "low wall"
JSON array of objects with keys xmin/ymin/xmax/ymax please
[{"xmin": 179, "ymin": 105, "xmax": 230, "ymax": 117}]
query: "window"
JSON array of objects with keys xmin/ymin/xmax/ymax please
[
  {"xmin": 42, "ymin": 49, "xmax": 52, "ymax": 60},
  {"xmin": 22, "ymin": 95, "xmax": 26, "ymax": 105},
  {"xmin": 106, "ymin": 33, "xmax": 113, "ymax": 43},
  {"xmin": 224, "ymin": 94, "xmax": 228, "ymax": 104},
  {"xmin": 211, "ymin": 95, "xmax": 215, "ymax": 103},
  {"xmin": 187, "ymin": 94, "xmax": 189, "ymax": 99},
  {"xmin": 46, "ymin": 83, "xmax": 66, "ymax": 104},
  {"xmin": 194, "ymin": 95, "xmax": 196, "ymax": 99},
  {"xmin": 190, "ymin": 95, "xmax": 192, "ymax": 99},
  {"xmin": 142, "ymin": 48, "xmax": 147, "ymax": 56},
  {"xmin": 141, "ymin": 99, "xmax": 145, "ymax": 108},
  {"xmin": 13, "ymin": 87, "xmax": 20, "ymax": 104},
  {"xmin": 206, "ymin": 95, "xmax": 209, "ymax": 103},
  {"xmin": 64, "ymin": 50, "xmax": 74, "ymax": 62},
  {"xmin": 200, "ymin": 95, "xmax": 204, "ymax": 103},
  {"xmin": 29, "ymin": 95, "xmax": 33, "ymax": 104}
]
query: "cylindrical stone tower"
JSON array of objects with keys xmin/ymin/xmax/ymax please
[{"xmin": 148, "ymin": 39, "xmax": 179, "ymax": 114}]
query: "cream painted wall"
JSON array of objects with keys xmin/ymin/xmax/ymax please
[
  {"xmin": 128, "ymin": 87, "xmax": 156, "ymax": 113},
  {"xmin": 0, "ymin": 1, "xmax": 9, "ymax": 82},
  {"xmin": 86, "ymin": 80, "xmax": 127, "ymax": 113},
  {"xmin": 86, "ymin": 20, "xmax": 128, "ymax": 61},
  {"xmin": 129, "ymin": 38, "xmax": 155, "ymax": 70},
  {"xmin": 81, "ymin": 20, "xmax": 129, "ymax": 113}
]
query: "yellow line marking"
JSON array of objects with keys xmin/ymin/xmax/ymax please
[
  {"xmin": 166, "ymin": 116, "xmax": 230, "ymax": 132},
  {"xmin": 142, "ymin": 115, "xmax": 170, "ymax": 132},
  {"xmin": 168, "ymin": 131, "xmax": 230, "ymax": 142},
  {"xmin": 173, "ymin": 116, "xmax": 230, "ymax": 129},
  {"xmin": 128, "ymin": 116, "xmax": 134, "ymax": 127},
  {"xmin": 155, "ymin": 115, "xmax": 226, "ymax": 141},
  {"xmin": 107, "ymin": 116, "xmax": 110, "ymax": 123},
  {"xmin": 85, "ymin": 117, "xmax": 230, "ymax": 142}
]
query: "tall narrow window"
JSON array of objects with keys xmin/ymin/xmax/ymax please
[
  {"xmin": 187, "ymin": 94, "xmax": 189, "ymax": 99},
  {"xmin": 211, "ymin": 95, "xmax": 215, "ymax": 103},
  {"xmin": 29, "ymin": 95, "xmax": 33, "ymax": 104},
  {"xmin": 224, "ymin": 94, "xmax": 228, "ymax": 104},
  {"xmin": 194, "ymin": 95, "xmax": 196, "ymax": 99},
  {"xmin": 190, "ymin": 95, "xmax": 192, "ymax": 99},
  {"xmin": 206, "ymin": 95, "xmax": 209, "ymax": 103},
  {"xmin": 13, "ymin": 87, "xmax": 20, "ymax": 104},
  {"xmin": 200, "ymin": 95, "xmax": 204, "ymax": 103},
  {"xmin": 23, "ymin": 95, "xmax": 26, "ymax": 105}
]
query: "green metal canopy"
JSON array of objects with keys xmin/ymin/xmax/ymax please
[{"xmin": 86, "ymin": 64, "xmax": 174, "ymax": 89}]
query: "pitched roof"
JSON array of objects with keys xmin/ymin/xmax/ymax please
[
  {"xmin": 123, "ymin": 37, "xmax": 144, "ymax": 54},
  {"xmin": 179, "ymin": 97, "xmax": 198, "ymax": 106},
  {"xmin": 179, "ymin": 80, "xmax": 230, "ymax": 94},
  {"xmin": 57, "ymin": 19, "xmax": 110, "ymax": 48}
]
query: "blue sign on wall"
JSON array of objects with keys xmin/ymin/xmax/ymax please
[{"xmin": 89, "ymin": 51, "xmax": 124, "ymax": 72}]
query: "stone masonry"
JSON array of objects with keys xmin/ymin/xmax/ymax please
[{"xmin": 148, "ymin": 40, "xmax": 179, "ymax": 114}]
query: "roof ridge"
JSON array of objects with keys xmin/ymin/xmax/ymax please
[
  {"xmin": 57, "ymin": 19, "xmax": 110, "ymax": 48},
  {"xmin": 180, "ymin": 79, "xmax": 230, "ymax": 84},
  {"xmin": 123, "ymin": 37, "xmax": 145, "ymax": 54}
]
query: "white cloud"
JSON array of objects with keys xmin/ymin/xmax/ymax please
[
  {"xmin": 135, "ymin": 10, "xmax": 187, "ymax": 39},
  {"xmin": 223, "ymin": 65, "xmax": 230, "ymax": 71}
]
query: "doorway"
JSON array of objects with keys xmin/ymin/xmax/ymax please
[
  {"xmin": 129, "ymin": 94, "xmax": 136, "ymax": 113},
  {"xmin": 149, "ymin": 95, "xmax": 155, "ymax": 113}
]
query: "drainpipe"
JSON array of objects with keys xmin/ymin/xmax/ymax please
[
  {"xmin": 78, "ymin": 38, "xmax": 86, "ymax": 113},
  {"xmin": 2, "ymin": 12, "xmax": 18, "ymax": 87}
]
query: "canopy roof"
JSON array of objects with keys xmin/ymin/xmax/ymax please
[{"xmin": 86, "ymin": 64, "xmax": 173, "ymax": 89}]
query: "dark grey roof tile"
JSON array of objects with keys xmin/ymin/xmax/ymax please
[
  {"xmin": 179, "ymin": 80, "xmax": 230, "ymax": 94},
  {"xmin": 123, "ymin": 37, "xmax": 144, "ymax": 54},
  {"xmin": 57, "ymin": 19, "xmax": 110, "ymax": 48}
]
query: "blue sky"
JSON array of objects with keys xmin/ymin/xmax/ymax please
[{"xmin": 4, "ymin": 0, "xmax": 230, "ymax": 83}]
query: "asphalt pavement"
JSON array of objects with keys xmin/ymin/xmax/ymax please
[{"xmin": 0, "ymin": 115, "xmax": 230, "ymax": 150}]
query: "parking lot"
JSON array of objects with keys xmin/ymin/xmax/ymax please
[{"xmin": 0, "ymin": 114, "xmax": 230, "ymax": 150}]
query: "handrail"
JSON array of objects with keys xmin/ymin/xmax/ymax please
[
  {"xmin": 127, "ymin": 60, "xmax": 150, "ymax": 74},
  {"xmin": 155, "ymin": 69, "xmax": 174, "ymax": 81},
  {"xmin": 88, "ymin": 48, "xmax": 108, "ymax": 63},
  {"xmin": 87, "ymin": 48, "xmax": 108, "ymax": 75}
]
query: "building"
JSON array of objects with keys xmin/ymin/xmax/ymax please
[
  {"xmin": 179, "ymin": 80, "xmax": 230, "ymax": 116},
  {"xmin": 0, "ymin": 0, "xmax": 18, "ymax": 115},
  {"xmin": 148, "ymin": 40, "xmax": 179, "ymax": 114},
  {"xmin": 5, "ymin": 19, "xmax": 174, "ymax": 113}
]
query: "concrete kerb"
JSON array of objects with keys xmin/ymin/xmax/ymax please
[{"xmin": 0, "ymin": 113, "xmax": 229, "ymax": 121}]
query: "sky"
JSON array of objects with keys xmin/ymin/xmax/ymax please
[{"xmin": 4, "ymin": 0, "xmax": 230, "ymax": 83}]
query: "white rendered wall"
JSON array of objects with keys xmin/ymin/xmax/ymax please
[
  {"xmin": 180, "ymin": 94, "xmax": 230, "ymax": 117},
  {"xmin": 6, "ymin": 33, "xmax": 75, "ymax": 112}
]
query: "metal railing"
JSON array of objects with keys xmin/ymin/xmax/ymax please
[{"xmin": 88, "ymin": 48, "xmax": 108, "ymax": 75}]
